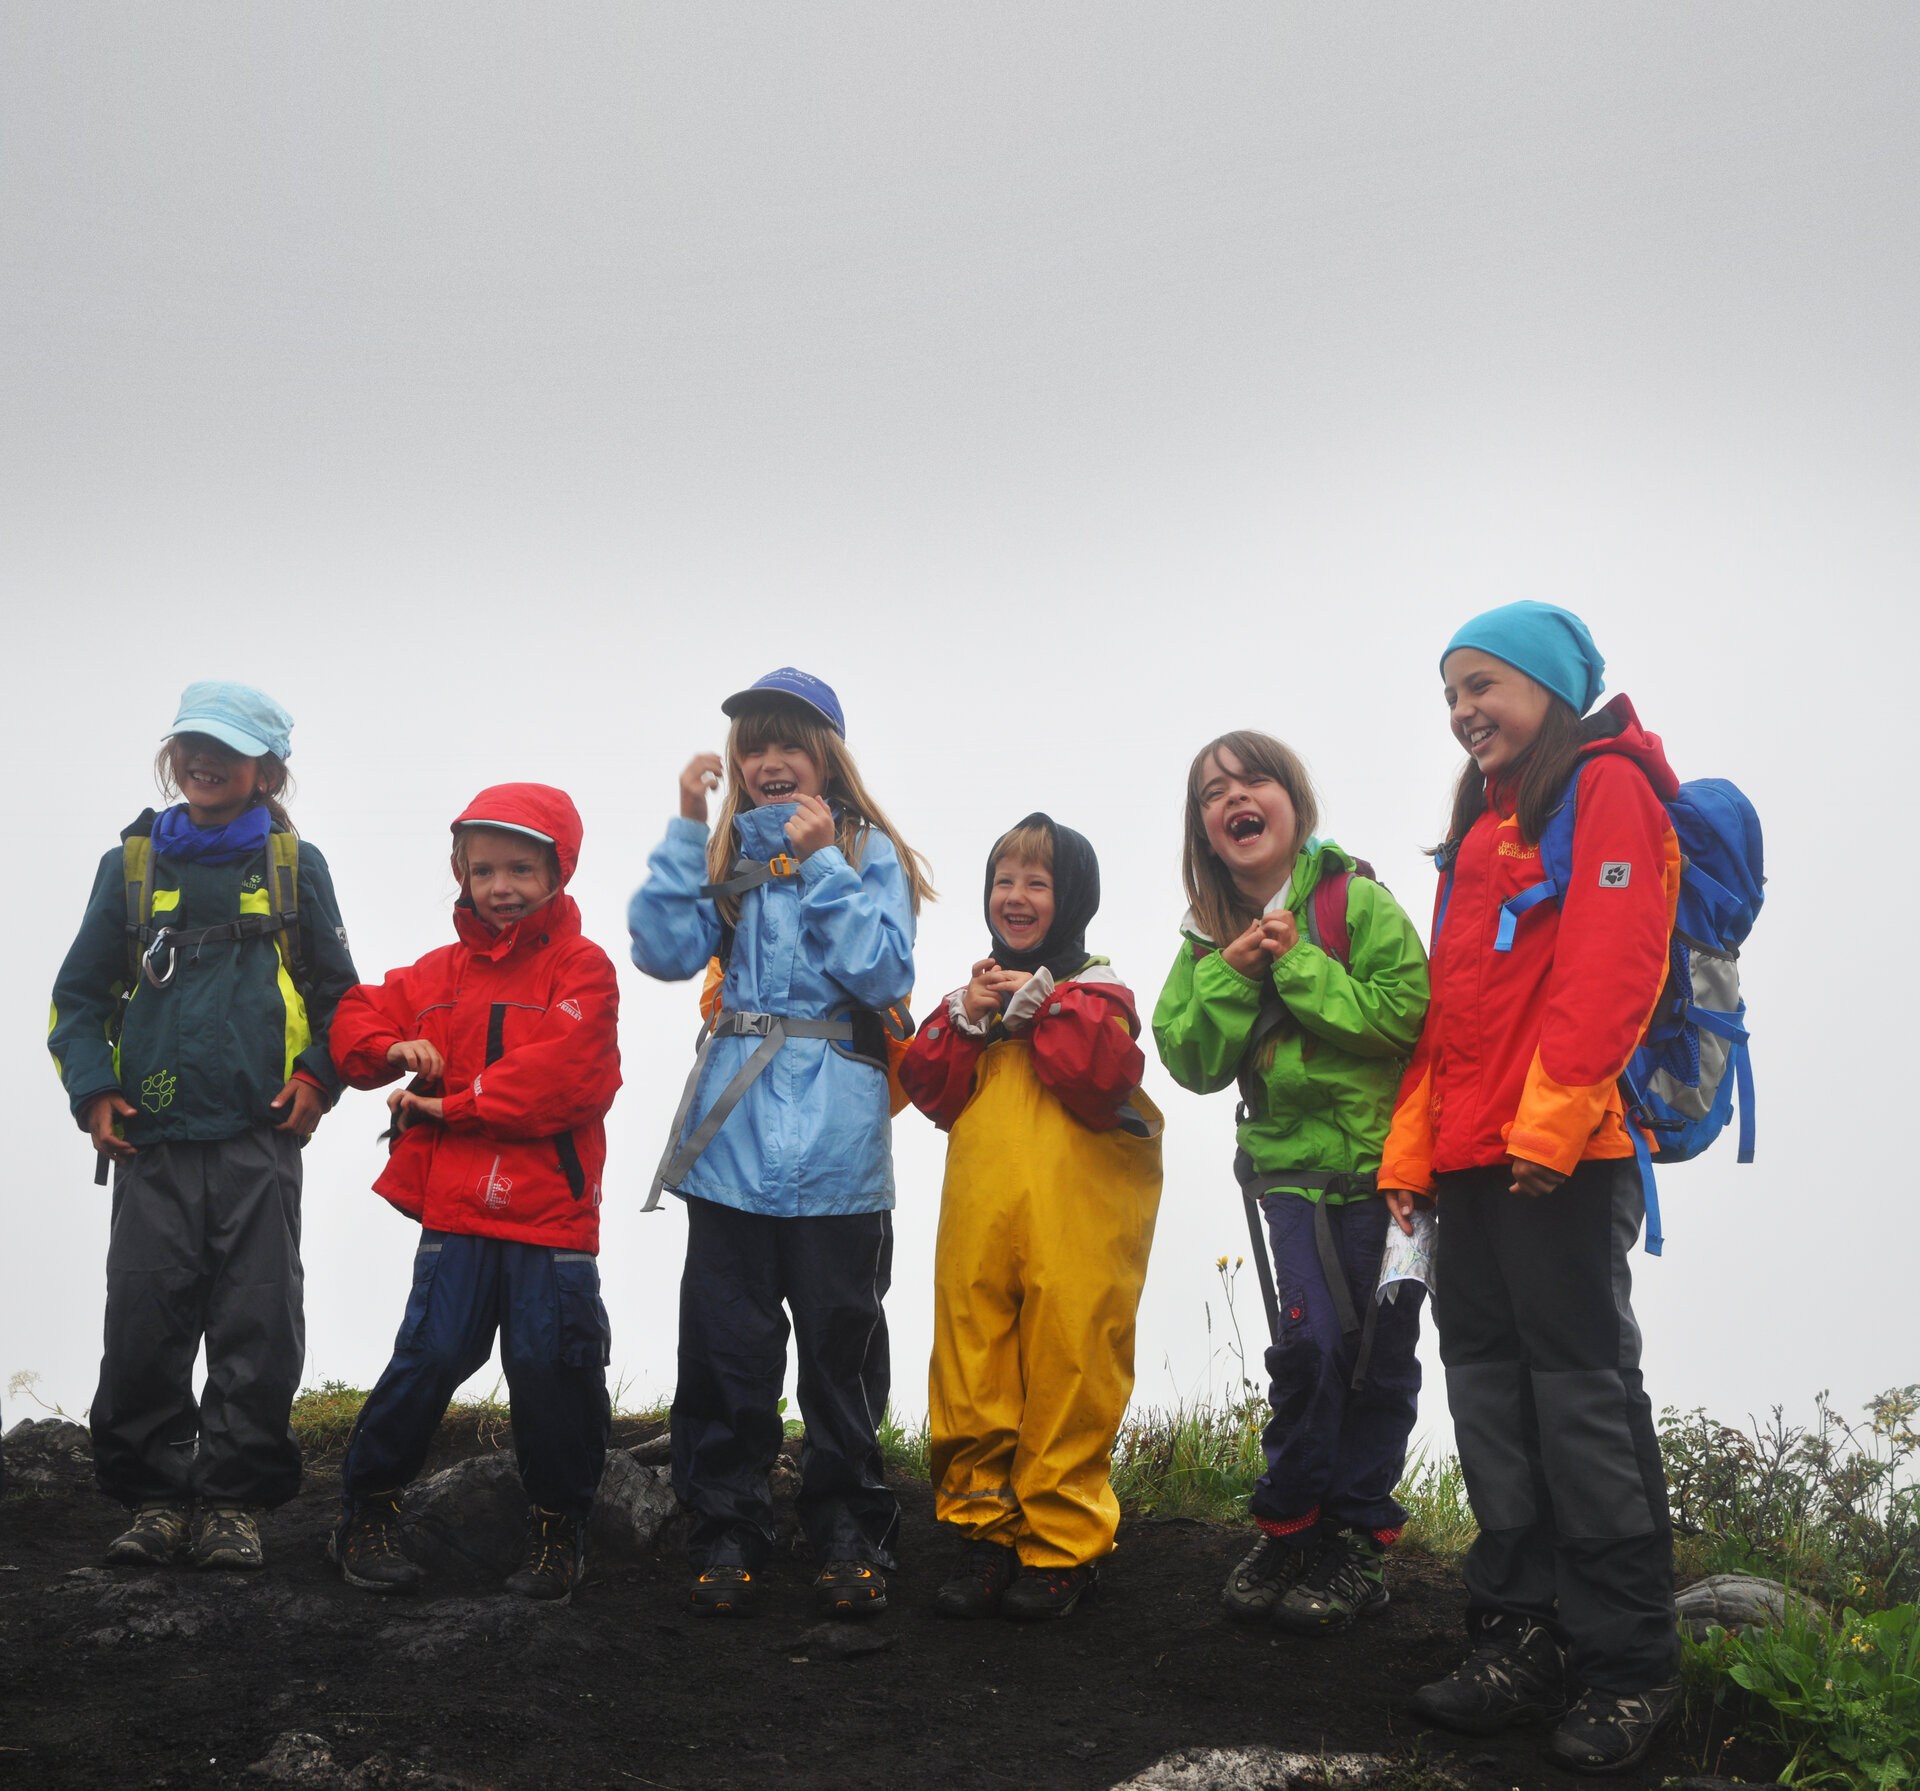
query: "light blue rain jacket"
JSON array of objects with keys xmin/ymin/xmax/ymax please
[{"xmin": 628, "ymin": 803, "xmax": 916, "ymax": 1217}]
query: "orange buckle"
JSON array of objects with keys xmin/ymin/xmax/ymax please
[{"xmin": 768, "ymin": 854, "xmax": 799, "ymax": 878}]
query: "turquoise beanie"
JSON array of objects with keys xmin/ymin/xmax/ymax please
[{"xmin": 1441, "ymin": 601, "xmax": 1606, "ymax": 716}]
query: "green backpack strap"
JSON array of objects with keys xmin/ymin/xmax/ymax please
[
  {"xmin": 265, "ymin": 830, "xmax": 311, "ymax": 1001},
  {"xmin": 121, "ymin": 832, "xmax": 154, "ymax": 991}
]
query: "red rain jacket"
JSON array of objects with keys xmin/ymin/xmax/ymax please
[
  {"xmin": 330, "ymin": 784, "xmax": 622, "ymax": 1251},
  {"xmin": 1381, "ymin": 697, "xmax": 1682, "ymax": 1189},
  {"xmin": 899, "ymin": 968, "xmax": 1146, "ymax": 1132}
]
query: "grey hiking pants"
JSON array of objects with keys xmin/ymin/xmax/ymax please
[
  {"xmin": 91, "ymin": 1126, "xmax": 306, "ymax": 1509},
  {"xmin": 1435, "ymin": 1156, "xmax": 1678, "ymax": 1694}
]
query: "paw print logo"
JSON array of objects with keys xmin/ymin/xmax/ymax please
[{"xmin": 140, "ymin": 1071, "xmax": 178, "ymax": 1113}]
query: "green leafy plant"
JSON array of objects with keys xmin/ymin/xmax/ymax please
[{"xmin": 1689, "ymin": 1599, "xmax": 1920, "ymax": 1789}]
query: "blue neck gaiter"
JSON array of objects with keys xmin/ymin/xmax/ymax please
[{"xmin": 151, "ymin": 802, "xmax": 274, "ymax": 866}]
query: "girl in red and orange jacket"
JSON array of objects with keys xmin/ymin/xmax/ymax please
[
  {"xmin": 326, "ymin": 783, "xmax": 622, "ymax": 1603},
  {"xmin": 1379, "ymin": 604, "xmax": 1682, "ymax": 1775},
  {"xmin": 899, "ymin": 814, "xmax": 1163, "ymax": 1622}
]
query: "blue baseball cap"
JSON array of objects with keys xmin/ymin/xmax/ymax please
[
  {"xmin": 167, "ymin": 681, "xmax": 296, "ymax": 761},
  {"xmin": 720, "ymin": 668, "xmax": 846, "ymax": 739}
]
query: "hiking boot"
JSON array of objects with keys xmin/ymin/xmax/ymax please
[
  {"xmin": 105, "ymin": 1501, "xmax": 192, "ymax": 1568},
  {"xmin": 1220, "ymin": 1531, "xmax": 1312, "ymax": 1623},
  {"xmin": 1271, "ymin": 1526, "xmax": 1391, "ymax": 1636},
  {"xmin": 1549, "ymin": 1681, "xmax": 1681, "ymax": 1775},
  {"xmin": 934, "ymin": 1540, "xmax": 1018, "ymax": 1619},
  {"xmin": 193, "ymin": 1505, "xmax": 264, "ymax": 1571},
  {"xmin": 1411, "ymin": 1619, "xmax": 1570, "ymax": 1735},
  {"xmin": 330, "ymin": 1494, "xmax": 427, "ymax": 1594},
  {"xmin": 503, "ymin": 1506, "xmax": 584, "ymax": 1603},
  {"xmin": 1000, "ymin": 1562, "xmax": 1097, "ymax": 1622},
  {"xmin": 814, "ymin": 1559, "xmax": 888, "ymax": 1618},
  {"xmin": 689, "ymin": 1563, "xmax": 760, "ymax": 1617}
]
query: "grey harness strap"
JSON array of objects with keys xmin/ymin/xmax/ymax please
[{"xmin": 643, "ymin": 1008, "xmax": 855, "ymax": 1211}]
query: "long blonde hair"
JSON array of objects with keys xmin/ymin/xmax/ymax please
[
  {"xmin": 706, "ymin": 699, "xmax": 936, "ymax": 925},
  {"xmin": 154, "ymin": 738, "xmax": 297, "ymax": 835},
  {"xmin": 1180, "ymin": 730, "xmax": 1319, "ymax": 946}
]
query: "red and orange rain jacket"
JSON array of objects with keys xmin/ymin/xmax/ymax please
[{"xmin": 1380, "ymin": 698, "xmax": 1683, "ymax": 1189}]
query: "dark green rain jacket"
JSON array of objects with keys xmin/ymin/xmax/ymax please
[
  {"xmin": 48, "ymin": 812, "xmax": 358, "ymax": 1145},
  {"xmin": 1152, "ymin": 840, "xmax": 1430, "ymax": 1201}
]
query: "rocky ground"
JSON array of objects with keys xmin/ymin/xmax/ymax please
[{"xmin": 0, "ymin": 1417, "xmax": 1781, "ymax": 1791}]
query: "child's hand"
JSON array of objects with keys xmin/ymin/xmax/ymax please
[
  {"xmin": 962, "ymin": 959, "xmax": 1004, "ymax": 1024},
  {"xmin": 387, "ymin": 1087, "xmax": 445, "ymax": 1126},
  {"xmin": 1220, "ymin": 917, "xmax": 1278, "ymax": 978},
  {"xmin": 271, "ymin": 1078, "xmax": 326, "ymax": 1139},
  {"xmin": 1258, "ymin": 910, "xmax": 1300, "ymax": 958},
  {"xmin": 679, "ymin": 753, "xmax": 724, "ymax": 823},
  {"xmin": 1508, "ymin": 1157, "xmax": 1566, "ymax": 1198},
  {"xmin": 83, "ymin": 1092, "xmax": 138, "ymax": 1160},
  {"xmin": 1382, "ymin": 1186, "xmax": 1419, "ymax": 1236},
  {"xmin": 784, "ymin": 792, "xmax": 836, "ymax": 860},
  {"xmin": 386, "ymin": 1039, "xmax": 446, "ymax": 1082}
]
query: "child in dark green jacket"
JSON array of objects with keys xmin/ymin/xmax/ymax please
[
  {"xmin": 49, "ymin": 682, "xmax": 357, "ymax": 1572},
  {"xmin": 1154, "ymin": 730, "xmax": 1429, "ymax": 1638}
]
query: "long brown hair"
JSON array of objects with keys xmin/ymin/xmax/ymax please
[
  {"xmin": 1181, "ymin": 730, "xmax": 1320, "ymax": 946},
  {"xmin": 706, "ymin": 698, "xmax": 936, "ymax": 926},
  {"xmin": 154, "ymin": 737, "xmax": 296, "ymax": 835},
  {"xmin": 1437, "ymin": 696, "xmax": 1609, "ymax": 854}
]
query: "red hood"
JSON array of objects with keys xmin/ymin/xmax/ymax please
[
  {"xmin": 1576, "ymin": 694, "xmax": 1679, "ymax": 801},
  {"xmin": 451, "ymin": 783, "xmax": 583, "ymax": 884}
]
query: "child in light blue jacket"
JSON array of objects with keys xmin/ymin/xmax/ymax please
[{"xmin": 629, "ymin": 668, "xmax": 933, "ymax": 1620}]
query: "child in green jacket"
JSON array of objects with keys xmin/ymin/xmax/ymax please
[
  {"xmin": 1153, "ymin": 730, "xmax": 1429, "ymax": 1637},
  {"xmin": 49, "ymin": 682, "xmax": 357, "ymax": 1572}
]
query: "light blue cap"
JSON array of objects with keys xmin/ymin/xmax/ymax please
[
  {"xmin": 167, "ymin": 681, "xmax": 295, "ymax": 761},
  {"xmin": 1441, "ymin": 601, "xmax": 1606, "ymax": 716}
]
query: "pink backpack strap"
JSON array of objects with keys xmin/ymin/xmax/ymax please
[{"xmin": 1306, "ymin": 861, "xmax": 1372, "ymax": 970}]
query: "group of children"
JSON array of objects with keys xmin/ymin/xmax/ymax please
[{"xmin": 46, "ymin": 602, "xmax": 1693, "ymax": 1774}]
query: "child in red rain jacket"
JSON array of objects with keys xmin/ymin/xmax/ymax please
[
  {"xmin": 326, "ymin": 784, "xmax": 621, "ymax": 1602},
  {"xmin": 1380, "ymin": 604, "xmax": 1684, "ymax": 1775},
  {"xmin": 899, "ymin": 814, "xmax": 1163, "ymax": 1622}
]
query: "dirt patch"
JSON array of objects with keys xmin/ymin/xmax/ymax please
[{"xmin": 0, "ymin": 1440, "xmax": 1781, "ymax": 1791}]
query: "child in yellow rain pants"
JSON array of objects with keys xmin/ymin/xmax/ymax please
[{"xmin": 898, "ymin": 814, "xmax": 1163, "ymax": 1621}]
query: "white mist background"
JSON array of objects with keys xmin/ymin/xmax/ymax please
[{"xmin": 2, "ymin": 5, "xmax": 1913, "ymax": 1462}]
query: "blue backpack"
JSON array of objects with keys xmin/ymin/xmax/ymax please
[{"xmin": 1492, "ymin": 765, "xmax": 1765, "ymax": 1255}]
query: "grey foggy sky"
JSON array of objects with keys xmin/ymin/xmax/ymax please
[{"xmin": 3, "ymin": 5, "xmax": 1914, "ymax": 1441}]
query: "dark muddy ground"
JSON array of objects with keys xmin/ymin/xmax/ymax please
[{"xmin": 0, "ymin": 1419, "xmax": 1778, "ymax": 1791}]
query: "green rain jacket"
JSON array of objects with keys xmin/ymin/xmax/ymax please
[
  {"xmin": 1152, "ymin": 840, "xmax": 1430, "ymax": 1201},
  {"xmin": 49, "ymin": 814, "xmax": 359, "ymax": 1146}
]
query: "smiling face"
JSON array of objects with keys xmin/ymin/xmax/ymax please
[
  {"xmin": 459, "ymin": 827, "xmax": 557, "ymax": 929},
  {"xmin": 734, "ymin": 730, "xmax": 826, "ymax": 807},
  {"xmin": 1197, "ymin": 746, "xmax": 1298, "ymax": 904},
  {"xmin": 167, "ymin": 732, "xmax": 262, "ymax": 827},
  {"xmin": 1442, "ymin": 647, "xmax": 1553, "ymax": 780},
  {"xmin": 989, "ymin": 856, "xmax": 1056, "ymax": 954}
]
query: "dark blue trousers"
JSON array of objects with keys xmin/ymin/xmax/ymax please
[
  {"xmin": 341, "ymin": 1231, "xmax": 612, "ymax": 1519},
  {"xmin": 673, "ymin": 1197, "xmax": 898, "ymax": 1571},
  {"xmin": 1247, "ymin": 1191, "xmax": 1424, "ymax": 1535}
]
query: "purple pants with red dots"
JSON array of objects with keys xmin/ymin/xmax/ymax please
[{"xmin": 1245, "ymin": 1189, "xmax": 1424, "ymax": 1539}]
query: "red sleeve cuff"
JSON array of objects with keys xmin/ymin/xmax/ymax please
[{"xmin": 438, "ymin": 1087, "xmax": 480, "ymax": 1129}]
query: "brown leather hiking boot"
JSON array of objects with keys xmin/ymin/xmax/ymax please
[
  {"xmin": 504, "ymin": 1506, "xmax": 584, "ymax": 1603},
  {"xmin": 330, "ymin": 1494, "xmax": 427, "ymax": 1594},
  {"xmin": 193, "ymin": 1505, "xmax": 265, "ymax": 1571}
]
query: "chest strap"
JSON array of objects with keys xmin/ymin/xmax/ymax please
[
  {"xmin": 132, "ymin": 913, "xmax": 289, "ymax": 989},
  {"xmin": 700, "ymin": 855, "xmax": 802, "ymax": 900},
  {"xmin": 644, "ymin": 1009, "xmax": 856, "ymax": 1212}
]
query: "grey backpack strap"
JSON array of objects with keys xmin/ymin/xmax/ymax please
[
  {"xmin": 643, "ymin": 1010, "xmax": 857, "ymax": 1211},
  {"xmin": 1310, "ymin": 1194, "xmax": 1387, "ymax": 1395}
]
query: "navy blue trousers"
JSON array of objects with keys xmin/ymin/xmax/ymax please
[
  {"xmin": 673, "ymin": 1197, "xmax": 899, "ymax": 1571},
  {"xmin": 1247, "ymin": 1191, "xmax": 1424, "ymax": 1536},
  {"xmin": 341, "ymin": 1231, "xmax": 612, "ymax": 1519}
]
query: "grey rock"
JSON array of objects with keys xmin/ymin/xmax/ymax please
[
  {"xmin": 401, "ymin": 1448, "xmax": 679, "ymax": 1578},
  {"xmin": 373, "ymin": 1595, "xmax": 541, "ymax": 1664},
  {"xmin": 1676, "ymin": 1573, "xmax": 1825, "ymax": 1639},
  {"xmin": 627, "ymin": 1432, "xmax": 672, "ymax": 1466},
  {"xmin": 247, "ymin": 1732, "xmax": 338, "ymax": 1784},
  {"xmin": 2, "ymin": 1418, "xmax": 93, "ymax": 1490},
  {"xmin": 1109, "ymin": 1751, "xmax": 1426, "ymax": 1790}
]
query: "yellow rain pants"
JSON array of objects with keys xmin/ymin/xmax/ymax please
[{"xmin": 928, "ymin": 1039, "xmax": 1164, "ymax": 1569}]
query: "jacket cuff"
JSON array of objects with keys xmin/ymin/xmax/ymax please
[
  {"xmin": 1195, "ymin": 951, "xmax": 1262, "ymax": 1002},
  {"xmin": 64, "ymin": 1070, "xmax": 123, "ymax": 1122},
  {"xmin": 797, "ymin": 845, "xmax": 850, "ymax": 887},
  {"xmin": 666, "ymin": 815, "xmax": 710, "ymax": 849},
  {"xmin": 438, "ymin": 1087, "xmax": 480, "ymax": 1129},
  {"xmin": 945, "ymin": 987, "xmax": 996, "ymax": 1039}
]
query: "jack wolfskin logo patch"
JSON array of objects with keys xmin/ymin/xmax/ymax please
[
  {"xmin": 1497, "ymin": 840, "xmax": 1540, "ymax": 859},
  {"xmin": 1599, "ymin": 862, "xmax": 1632, "ymax": 888},
  {"xmin": 140, "ymin": 1071, "xmax": 177, "ymax": 1113},
  {"xmin": 241, "ymin": 872, "xmax": 263, "ymax": 892},
  {"xmin": 557, "ymin": 999, "xmax": 582, "ymax": 1020}
]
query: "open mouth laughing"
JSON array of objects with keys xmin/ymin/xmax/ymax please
[
  {"xmin": 755, "ymin": 777, "xmax": 799, "ymax": 801},
  {"xmin": 1225, "ymin": 811, "xmax": 1266, "ymax": 844},
  {"xmin": 1464, "ymin": 724, "xmax": 1498, "ymax": 756}
]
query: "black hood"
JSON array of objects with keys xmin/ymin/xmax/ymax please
[{"xmin": 984, "ymin": 812, "xmax": 1100, "ymax": 982}]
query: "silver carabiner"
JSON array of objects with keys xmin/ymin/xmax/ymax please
[{"xmin": 142, "ymin": 926, "xmax": 178, "ymax": 989}]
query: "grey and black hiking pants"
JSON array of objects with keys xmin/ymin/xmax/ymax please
[
  {"xmin": 1434, "ymin": 1155, "xmax": 1678, "ymax": 1694},
  {"xmin": 92, "ymin": 1126, "xmax": 306, "ymax": 1509}
]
